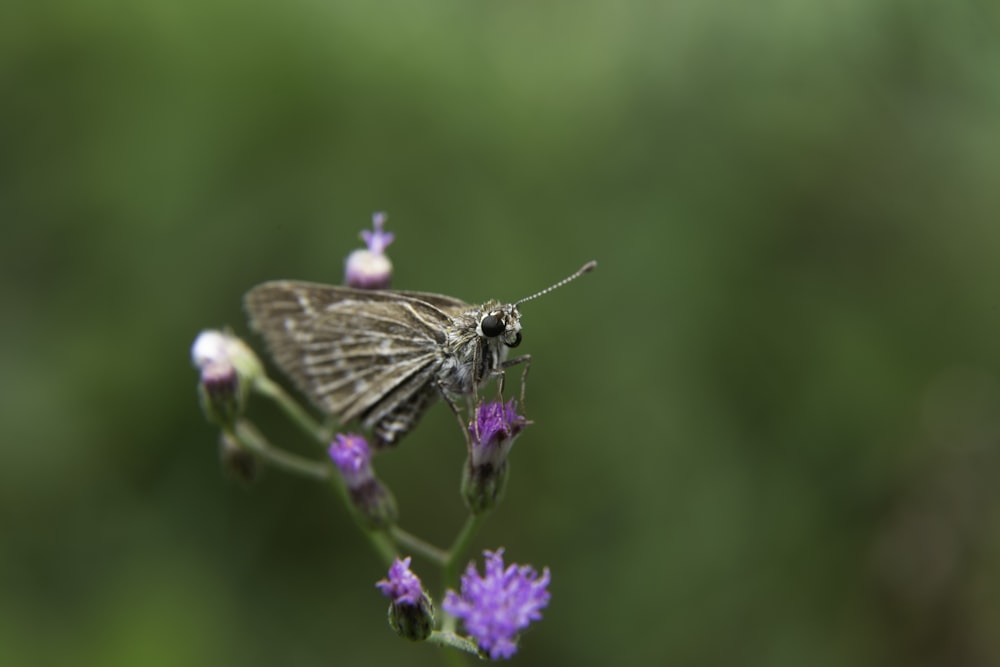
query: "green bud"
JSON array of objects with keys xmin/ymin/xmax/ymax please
[
  {"xmin": 461, "ymin": 460, "xmax": 509, "ymax": 515},
  {"xmin": 349, "ymin": 479, "xmax": 398, "ymax": 529},
  {"xmin": 219, "ymin": 431, "xmax": 257, "ymax": 483},
  {"xmin": 197, "ymin": 362, "xmax": 245, "ymax": 426},
  {"xmin": 223, "ymin": 336, "xmax": 264, "ymax": 387},
  {"xmin": 387, "ymin": 594, "xmax": 435, "ymax": 642}
]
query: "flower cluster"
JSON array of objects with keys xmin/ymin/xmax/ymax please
[
  {"xmin": 443, "ymin": 549, "xmax": 551, "ymax": 660},
  {"xmin": 193, "ymin": 212, "xmax": 563, "ymax": 662}
]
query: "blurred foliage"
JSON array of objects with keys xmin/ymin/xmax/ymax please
[{"xmin": 2, "ymin": 0, "xmax": 1000, "ymax": 665}]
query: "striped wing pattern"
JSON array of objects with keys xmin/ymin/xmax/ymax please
[{"xmin": 245, "ymin": 281, "xmax": 468, "ymax": 444}]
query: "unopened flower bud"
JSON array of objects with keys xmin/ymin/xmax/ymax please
[
  {"xmin": 329, "ymin": 433, "xmax": 397, "ymax": 528},
  {"xmin": 192, "ymin": 329, "xmax": 263, "ymax": 384},
  {"xmin": 219, "ymin": 431, "xmax": 257, "ymax": 483},
  {"xmin": 191, "ymin": 330, "xmax": 254, "ymax": 426},
  {"xmin": 344, "ymin": 212, "xmax": 394, "ymax": 289},
  {"xmin": 198, "ymin": 360, "xmax": 240, "ymax": 425},
  {"xmin": 191, "ymin": 330, "xmax": 263, "ymax": 426},
  {"xmin": 376, "ymin": 557, "xmax": 435, "ymax": 641}
]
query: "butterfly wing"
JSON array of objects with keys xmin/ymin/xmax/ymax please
[
  {"xmin": 389, "ymin": 289, "xmax": 474, "ymax": 315},
  {"xmin": 244, "ymin": 281, "xmax": 467, "ymax": 444}
]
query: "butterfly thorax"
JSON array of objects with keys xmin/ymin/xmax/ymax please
[{"xmin": 437, "ymin": 299, "xmax": 521, "ymax": 396}]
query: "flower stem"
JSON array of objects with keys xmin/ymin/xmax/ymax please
[
  {"xmin": 389, "ymin": 526, "xmax": 448, "ymax": 566},
  {"xmin": 252, "ymin": 376, "xmax": 330, "ymax": 446},
  {"xmin": 232, "ymin": 421, "xmax": 330, "ymax": 481},
  {"xmin": 446, "ymin": 514, "xmax": 485, "ymax": 573},
  {"xmin": 320, "ymin": 464, "xmax": 397, "ymax": 567},
  {"xmin": 440, "ymin": 514, "xmax": 486, "ymax": 633},
  {"xmin": 366, "ymin": 530, "xmax": 399, "ymax": 568},
  {"xmin": 243, "ymin": 381, "xmax": 401, "ymax": 567}
]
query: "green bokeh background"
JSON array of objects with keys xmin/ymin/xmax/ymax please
[{"xmin": 3, "ymin": 1, "xmax": 1000, "ymax": 665}]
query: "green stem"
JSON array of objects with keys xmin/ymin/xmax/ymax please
[
  {"xmin": 239, "ymin": 381, "xmax": 400, "ymax": 568},
  {"xmin": 446, "ymin": 514, "xmax": 485, "ymax": 575},
  {"xmin": 232, "ymin": 421, "xmax": 330, "ymax": 481},
  {"xmin": 252, "ymin": 376, "xmax": 330, "ymax": 446},
  {"xmin": 390, "ymin": 527, "xmax": 449, "ymax": 566},
  {"xmin": 319, "ymin": 464, "xmax": 398, "ymax": 567},
  {"xmin": 440, "ymin": 514, "xmax": 486, "ymax": 633},
  {"xmin": 366, "ymin": 530, "xmax": 399, "ymax": 568}
]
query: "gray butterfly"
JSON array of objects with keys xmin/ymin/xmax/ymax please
[{"xmin": 244, "ymin": 261, "xmax": 595, "ymax": 446}]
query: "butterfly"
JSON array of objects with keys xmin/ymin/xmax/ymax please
[{"xmin": 244, "ymin": 261, "xmax": 595, "ymax": 446}]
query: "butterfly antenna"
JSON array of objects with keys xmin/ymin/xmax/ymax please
[{"xmin": 514, "ymin": 260, "xmax": 597, "ymax": 307}]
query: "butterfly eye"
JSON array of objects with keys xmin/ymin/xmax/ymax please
[
  {"xmin": 506, "ymin": 332, "xmax": 522, "ymax": 348},
  {"xmin": 481, "ymin": 314, "xmax": 504, "ymax": 337}
]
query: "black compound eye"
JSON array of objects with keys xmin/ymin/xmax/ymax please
[
  {"xmin": 481, "ymin": 314, "xmax": 504, "ymax": 337},
  {"xmin": 506, "ymin": 332, "xmax": 522, "ymax": 348}
]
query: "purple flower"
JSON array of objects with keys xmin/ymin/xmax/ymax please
[
  {"xmin": 329, "ymin": 433, "xmax": 397, "ymax": 527},
  {"xmin": 461, "ymin": 401, "xmax": 529, "ymax": 513},
  {"xmin": 329, "ymin": 433, "xmax": 373, "ymax": 488},
  {"xmin": 345, "ymin": 212, "xmax": 394, "ymax": 289},
  {"xmin": 376, "ymin": 557, "xmax": 435, "ymax": 641},
  {"xmin": 361, "ymin": 211, "xmax": 394, "ymax": 254},
  {"xmin": 443, "ymin": 549, "xmax": 551, "ymax": 660},
  {"xmin": 376, "ymin": 557, "xmax": 424, "ymax": 606},
  {"xmin": 469, "ymin": 400, "xmax": 528, "ymax": 467}
]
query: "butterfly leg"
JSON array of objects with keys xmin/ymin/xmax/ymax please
[
  {"xmin": 436, "ymin": 379, "xmax": 473, "ymax": 453},
  {"xmin": 500, "ymin": 354, "xmax": 531, "ymax": 413}
]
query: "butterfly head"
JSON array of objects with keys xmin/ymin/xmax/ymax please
[
  {"xmin": 477, "ymin": 302, "xmax": 522, "ymax": 349},
  {"xmin": 472, "ymin": 261, "xmax": 597, "ymax": 351}
]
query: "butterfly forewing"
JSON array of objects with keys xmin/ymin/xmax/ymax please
[{"xmin": 245, "ymin": 282, "xmax": 471, "ymax": 443}]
